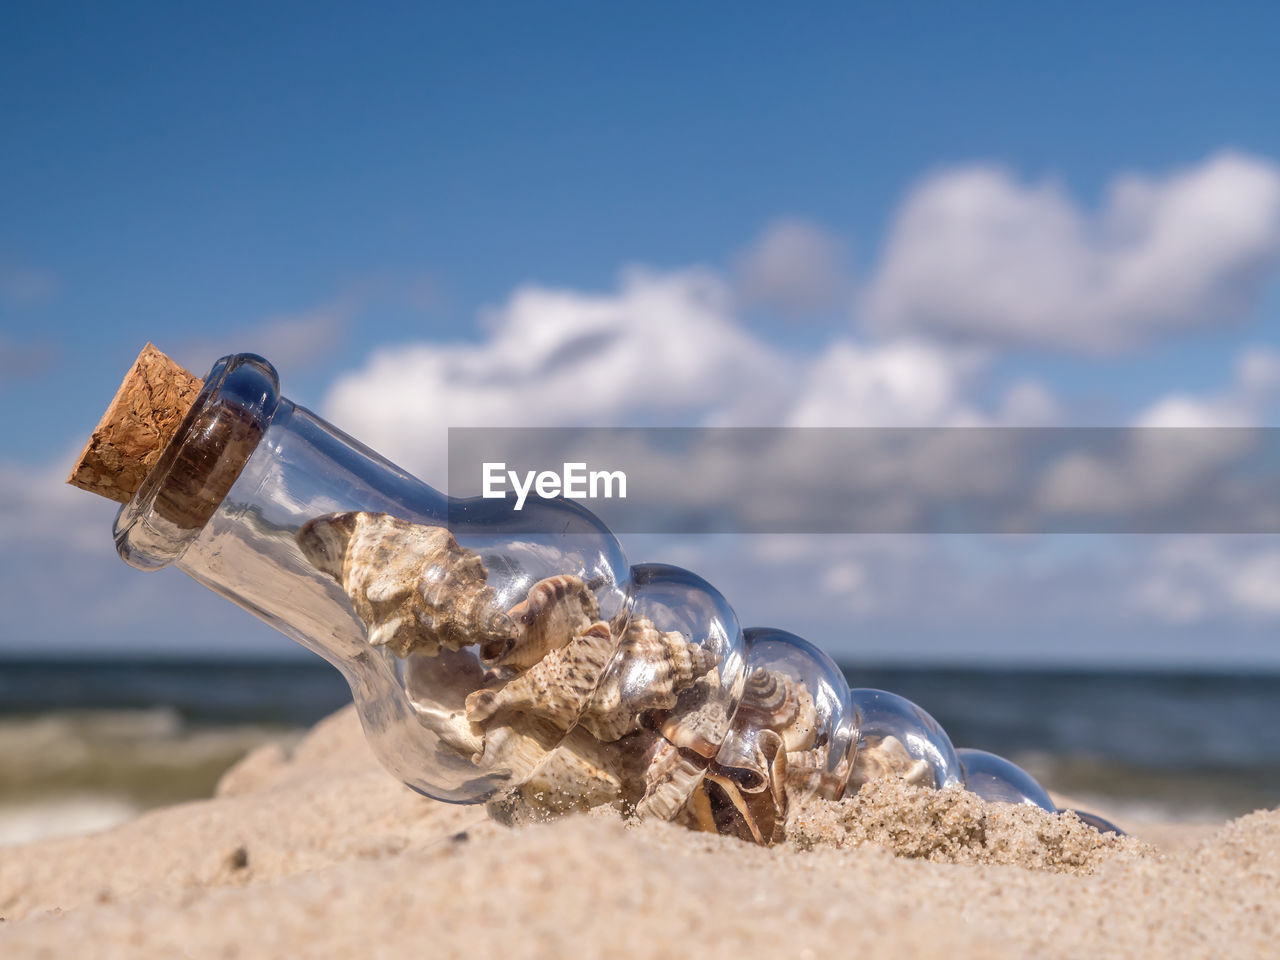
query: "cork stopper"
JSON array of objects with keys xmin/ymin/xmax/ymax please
[{"xmin": 67, "ymin": 344, "xmax": 205, "ymax": 503}]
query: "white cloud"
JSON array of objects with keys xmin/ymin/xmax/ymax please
[
  {"xmin": 785, "ymin": 339, "xmax": 988, "ymax": 428},
  {"xmin": 1135, "ymin": 347, "xmax": 1280, "ymax": 428},
  {"xmin": 1133, "ymin": 538, "xmax": 1280, "ymax": 624},
  {"xmin": 322, "ymin": 266, "xmax": 1057, "ymax": 498},
  {"xmin": 733, "ymin": 218, "xmax": 852, "ymax": 317},
  {"xmin": 864, "ymin": 152, "xmax": 1280, "ymax": 352},
  {"xmin": 1031, "ymin": 347, "xmax": 1280, "ymax": 525},
  {"xmin": 323, "ymin": 268, "xmax": 790, "ymax": 485}
]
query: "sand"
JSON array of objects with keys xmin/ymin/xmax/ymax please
[{"xmin": 1, "ymin": 707, "xmax": 1277, "ymax": 959}]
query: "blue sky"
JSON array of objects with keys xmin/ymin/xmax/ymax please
[{"xmin": 4, "ymin": 2, "xmax": 1280, "ymax": 664}]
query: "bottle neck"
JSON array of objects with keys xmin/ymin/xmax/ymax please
[
  {"xmin": 113, "ymin": 353, "xmax": 450, "ymax": 667},
  {"xmin": 114, "ymin": 353, "xmax": 280, "ymax": 572}
]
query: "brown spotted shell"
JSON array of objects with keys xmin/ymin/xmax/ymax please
[
  {"xmin": 577, "ymin": 616, "xmax": 719, "ymax": 742},
  {"xmin": 481, "ymin": 574, "xmax": 600, "ymax": 672},
  {"xmin": 732, "ymin": 668, "xmax": 818, "ymax": 752},
  {"xmin": 296, "ymin": 512, "xmax": 515, "ymax": 658},
  {"xmin": 465, "ymin": 621, "xmax": 616, "ymax": 732}
]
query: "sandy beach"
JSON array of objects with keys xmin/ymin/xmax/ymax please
[{"xmin": 0, "ymin": 706, "xmax": 1273, "ymax": 959}]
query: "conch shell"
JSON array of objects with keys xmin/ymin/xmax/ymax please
[
  {"xmin": 715, "ymin": 670, "xmax": 817, "ymax": 792},
  {"xmin": 297, "ymin": 512, "xmax": 514, "ymax": 658},
  {"xmin": 847, "ymin": 734, "xmax": 934, "ymax": 791},
  {"xmin": 635, "ymin": 736, "xmax": 706, "ymax": 822},
  {"xmin": 481, "ymin": 574, "xmax": 600, "ymax": 672},
  {"xmin": 685, "ymin": 731, "xmax": 789, "ymax": 845},
  {"xmin": 465, "ymin": 621, "xmax": 616, "ymax": 731},
  {"xmin": 511, "ymin": 728, "xmax": 627, "ymax": 817},
  {"xmin": 578, "ymin": 616, "xmax": 719, "ymax": 742}
]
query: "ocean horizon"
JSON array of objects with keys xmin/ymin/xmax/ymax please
[{"xmin": 2, "ymin": 656, "xmax": 1277, "ymax": 843}]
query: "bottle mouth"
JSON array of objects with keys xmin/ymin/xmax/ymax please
[{"xmin": 114, "ymin": 353, "xmax": 281, "ymax": 571}]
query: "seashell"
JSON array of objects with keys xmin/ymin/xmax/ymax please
[
  {"xmin": 513, "ymin": 728, "xmax": 625, "ymax": 816},
  {"xmin": 471, "ymin": 714, "xmax": 564, "ymax": 785},
  {"xmin": 688, "ymin": 732, "xmax": 788, "ymax": 846},
  {"xmin": 297, "ymin": 512, "xmax": 514, "ymax": 658},
  {"xmin": 847, "ymin": 733, "xmax": 934, "ymax": 792},
  {"xmin": 732, "ymin": 669, "xmax": 818, "ymax": 753},
  {"xmin": 782, "ymin": 745, "xmax": 846, "ymax": 803},
  {"xmin": 701, "ymin": 772, "xmax": 767, "ymax": 844},
  {"xmin": 465, "ymin": 622, "xmax": 616, "ymax": 731},
  {"xmin": 714, "ymin": 669, "xmax": 817, "ymax": 795},
  {"xmin": 659, "ymin": 689, "xmax": 730, "ymax": 759},
  {"xmin": 403, "ymin": 649, "xmax": 488, "ymax": 756},
  {"xmin": 635, "ymin": 737, "xmax": 707, "ymax": 822},
  {"xmin": 481, "ymin": 574, "xmax": 600, "ymax": 672},
  {"xmin": 719, "ymin": 726, "xmax": 787, "ymax": 794},
  {"xmin": 578, "ymin": 616, "xmax": 719, "ymax": 742}
]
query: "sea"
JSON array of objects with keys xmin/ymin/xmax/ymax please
[{"xmin": 2, "ymin": 657, "xmax": 1278, "ymax": 845}]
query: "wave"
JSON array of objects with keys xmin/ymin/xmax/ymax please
[
  {"xmin": 0, "ymin": 794, "xmax": 142, "ymax": 846},
  {"xmin": 0, "ymin": 709, "xmax": 301, "ymax": 844}
]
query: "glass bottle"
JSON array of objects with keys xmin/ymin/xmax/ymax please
[
  {"xmin": 82, "ymin": 350, "xmax": 1095, "ymax": 842},
  {"xmin": 99, "ymin": 352, "xmax": 860, "ymax": 841}
]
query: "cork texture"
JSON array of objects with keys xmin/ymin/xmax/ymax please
[{"xmin": 66, "ymin": 344, "xmax": 204, "ymax": 503}]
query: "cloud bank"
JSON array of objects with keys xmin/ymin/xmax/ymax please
[
  {"xmin": 863, "ymin": 152, "xmax": 1280, "ymax": 352},
  {"xmin": 17, "ymin": 151, "xmax": 1280, "ymax": 661}
]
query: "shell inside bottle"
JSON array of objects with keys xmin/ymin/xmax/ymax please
[
  {"xmin": 90, "ymin": 351, "xmax": 1097, "ymax": 846},
  {"xmin": 294, "ymin": 510, "xmax": 868, "ymax": 843},
  {"xmin": 846, "ymin": 688, "xmax": 963, "ymax": 792}
]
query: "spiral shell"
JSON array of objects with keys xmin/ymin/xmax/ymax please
[
  {"xmin": 512, "ymin": 727, "xmax": 627, "ymax": 816},
  {"xmin": 482, "ymin": 574, "xmax": 600, "ymax": 672},
  {"xmin": 577, "ymin": 616, "xmax": 719, "ymax": 742},
  {"xmin": 715, "ymin": 670, "xmax": 818, "ymax": 793},
  {"xmin": 732, "ymin": 669, "xmax": 818, "ymax": 752},
  {"xmin": 303, "ymin": 515, "xmax": 1027, "ymax": 846},
  {"xmin": 297, "ymin": 512, "xmax": 515, "ymax": 658},
  {"xmin": 635, "ymin": 737, "xmax": 706, "ymax": 822},
  {"xmin": 465, "ymin": 621, "xmax": 616, "ymax": 731},
  {"xmin": 848, "ymin": 734, "xmax": 934, "ymax": 792}
]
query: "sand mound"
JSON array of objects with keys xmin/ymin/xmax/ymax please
[
  {"xmin": 2, "ymin": 706, "xmax": 1277, "ymax": 959},
  {"xmin": 792, "ymin": 777, "xmax": 1153, "ymax": 871}
]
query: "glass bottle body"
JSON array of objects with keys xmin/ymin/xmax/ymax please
[
  {"xmin": 109, "ymin": 353, "xmax": 1098, "ymax": 839},
  {"xmin": 113, "ymin": 355, "xmax": 856, "ymax": 829}
]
